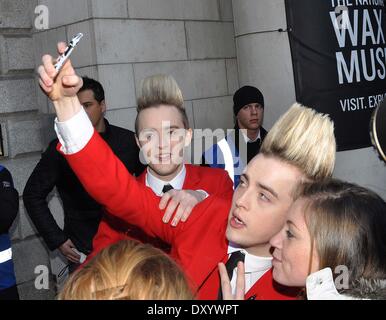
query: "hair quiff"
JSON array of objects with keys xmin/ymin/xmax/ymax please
[
  {"xmin": 135, "ymin": 74, "xmax": 189, "ymax": 134},
  {"xmin": 260, "ymin": 103, "xmax": 336, "ymax": 181},
  {"xmin": 137, "ymin": 74, "xmax": 184, "ymax": 109}
]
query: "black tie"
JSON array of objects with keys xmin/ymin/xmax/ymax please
[
  {"xmin": 162, "ymin": 184, "xmax": 174, "ymax": 193},
  {"xmin": 218, "ymin": 251, "xmax": 245, "ymax": 300}
]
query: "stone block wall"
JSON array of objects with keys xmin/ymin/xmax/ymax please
[{"xmin": 0, "ymin": 0, "xmax": 56, "ymax": 300}]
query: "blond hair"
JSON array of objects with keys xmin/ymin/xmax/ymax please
[
  {"xmin": 58, "ymin": 240, "xmax": 193, "ymax": 300},
  {"xmin": 135, "ymin": 74, "xmax": 189, "ymax": 134},
  {"xmin": 260, "ymin": 103, "xmax": 336, "ymax": 180}
]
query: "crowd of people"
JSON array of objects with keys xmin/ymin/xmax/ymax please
[{"xmin": 1, "ymin": 40, "xmax": 386, "ymax": 300}]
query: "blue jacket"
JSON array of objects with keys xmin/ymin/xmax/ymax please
[
  {"xmin": 202, "ymin": 127, "xmax": 267, "ymax": 188},
  {"xmin": 0, "ymin": 165, "xmax": 18, "ymax": 290}
]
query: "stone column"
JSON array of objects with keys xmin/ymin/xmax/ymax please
[{"xmin": 232, "ymin": 0, "xmax": 386, "ymax": 198}]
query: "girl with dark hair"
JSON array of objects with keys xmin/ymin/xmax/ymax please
[{"xmin": 270, "ymin": 179, "xmax": 386, "ymax": 300}]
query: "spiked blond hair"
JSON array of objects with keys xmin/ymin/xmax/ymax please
[
  {"xmin": 260, "ymin": 103, "xmax": 336, "ymax": 180},
  {"xmin": 135, "ymin": 74, "xmax": 189, "ymax": 134}
]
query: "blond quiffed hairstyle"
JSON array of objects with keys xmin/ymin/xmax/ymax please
[
  {"xmin": 260, "ymin": 103, "xmax": 336, "ymax": 180},
  {"xmin": 58, "ymin": 240, "xmax": 193, "ymax": 300},
  {"xmin": 135, "ymin": 74, "xmax": 189, "ymax": 134}
]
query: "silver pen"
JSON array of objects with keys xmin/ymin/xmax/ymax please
[{"xmin": 54, "ymin": 33, "xmax": 84, "ymax": 71}]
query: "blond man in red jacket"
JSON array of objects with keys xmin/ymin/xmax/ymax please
[{"xmin": 88, "ymin": 74, "xmax": 233, "ymax": 262}]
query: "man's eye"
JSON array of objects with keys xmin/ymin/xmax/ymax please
[
  {"xmin": 145, "ymin": 134, "xmax": 154, "ymax": 141},
  {"xmin": 239, "ymin": 179, "xmax": 246, "ymax": 187},
  {"xmin": 258, "ymin": 193, "xmax": 269, "ymax": 202},
  {"xmin": 286, "ymin": 230, "xmax": 294, "ymax": 239}
]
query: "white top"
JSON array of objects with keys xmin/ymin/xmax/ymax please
[
  {"xmin": 0, "ymin": 248, "xmax": 12, "ymax": 264},
  {"xmin": 146, "ymin": 165, "xmax": 186, "ymax": 196},
  {"xmin": 227, "ymin": 243, "xmax": 272, "ymax": 295},
  {"xmin": 306, "ymin": 268, "xmax": 357, "ymax": 300},
  {"xmin": 54, "ymin": 107, "xmax": 94, "ymax": 155},
  {"xmin": 240, "ymin": 129, "xmax": 261, "ymax": 144}
]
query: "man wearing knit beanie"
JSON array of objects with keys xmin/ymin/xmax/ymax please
[
  {"xmin": 234, "ymin": 86, "xmax": 267, "ymax": 162},
  {"xmin": 202, "ymin": 85, "xmax": 268, "ymax": 188}
]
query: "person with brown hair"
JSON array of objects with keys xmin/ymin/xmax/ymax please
[
  {"xmin": 58, "ymin": 240, "xmax": 193, "ymax": 300},
  {"xmin": 269, "ymin": 179, "xmax": 386, "ymax": 300},
  {"xmin": 37, "ymin": 43, "xmax": 336, "ymax": 300}
]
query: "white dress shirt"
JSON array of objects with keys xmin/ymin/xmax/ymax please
[
  {"xmin": 54, "ymin": 107, "xmax": 94, "ymax": 155},
  {"xmin": 146, "ymin": 166, "xmax": 186, "ymax": 196},
  {"xmin": 240, "ymin": 129, "xmax": 261, "ymax": 144},
  {"xmin": 306, "ymin": 268, "xmax": 359, "ymax": 300},
  {"xmin": 227, "ymin": 243, "xmax": 273, "ymax": 295}
]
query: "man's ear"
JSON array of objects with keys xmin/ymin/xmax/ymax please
[
  {"xmin": 100, "ymin": 100, "xmax": 107, "ymax": 114},
  {"xmin": 184, "ymin": 128, "xmax": 193, "ymax": 147},
  {"xmin": 135, "ymin": 134, "xmax": 141, "ymax": 149}
]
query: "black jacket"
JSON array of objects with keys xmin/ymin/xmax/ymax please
[
  {"xmin": 23, "ymin": 120, "xmax": 145, "ymax": 253},
  {"xmin": 0, "ymin": 166, "xmax": 19, "ymax": 235}
]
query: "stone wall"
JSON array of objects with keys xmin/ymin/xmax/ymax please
[{"xmin": 0, "ymin": 0, "xmax": 56, "ymax": 300}]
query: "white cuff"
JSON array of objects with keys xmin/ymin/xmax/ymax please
[
  {"xmin": 196, "ymin": 189, "xmax": 209, "ymax": 200},
  {"xmin": 54, "ymin": 108, "xmax": 94, "ymax": 155}
]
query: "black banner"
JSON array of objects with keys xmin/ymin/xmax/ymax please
[{"xmin": 285, "ymin": 0, "xmax": 386, "ymax": 151}]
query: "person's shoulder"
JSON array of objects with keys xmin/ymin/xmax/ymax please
[
  {"xmin": 0, "ymin": 165, "xmax": 9, "ymax": 176},
  {"xmin": 108, "ymin": 124, "xmax": 136, "ymax": 142},
  {"xmin": 0, "ymin": 165, "xmax": 13, "ymax": 186},
  {"xmin": 261, "ymin": 127, "xmax": 268, "ymax": 138},
  {"xmin": 47, "ymin": 138, "xmax": 60, "ymax": 149},
  {"xmin": 109, "ymin": 124, "xmax": 135, "ymax": 136},
  {"xmin": 40, "ymin": 139, "xmax": 61, "ymax": 158},
  {"xmin": 187, "ymin": 164, "xmax": 229, "ymax": 178}
]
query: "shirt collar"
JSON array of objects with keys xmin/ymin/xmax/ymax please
[
  {"xmin": 145, "ymin": 165, "xmax": 186, "ymax": 196},
  {"xmin": 227, "ymin": 243, "xmax": 272, "ymax": 273},
  {"xmin": 306, "ymin": 268, "xmax": 354, "ymax": 300},
  {"xmin": 240, "ymin": 129, "xmax": 261, "ymax": 144}
]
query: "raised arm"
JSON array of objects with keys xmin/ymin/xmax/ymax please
[{"xmin": 37, "ymin": 42, "xmax": 176, "ymax": 244}]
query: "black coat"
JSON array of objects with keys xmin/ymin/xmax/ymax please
[
  {"xmin": 23, "ymin": 120, "xmax": 145, "ymax": 253},
  {"xmin": 0, "ymin": 166, "xmax": 19, "ymax": 235}
]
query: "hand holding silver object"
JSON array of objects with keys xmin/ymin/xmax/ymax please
[{"xmin": 54, "ymin": 33, "xmax": 83, "ymax": 72}]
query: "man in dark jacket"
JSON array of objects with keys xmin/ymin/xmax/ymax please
[
  {"xmin": 202, "ymin": 86, "xmax": 268, "ymax": 188},
  {"xmin": 23, "ymin": 77, "xmax": 145, "ymax": 269},
  {"xmin": 0, "ymin": 166, "xmax": 19, "ymax": 300}
]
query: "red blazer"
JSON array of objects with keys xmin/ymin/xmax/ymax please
[
  {"xmin": 61, "ymin": 132, "xmax": 299, "ymax": 300},
  {"xmin": 88, "ymin": 163, "xmax": 234, "ymax": 261}
]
